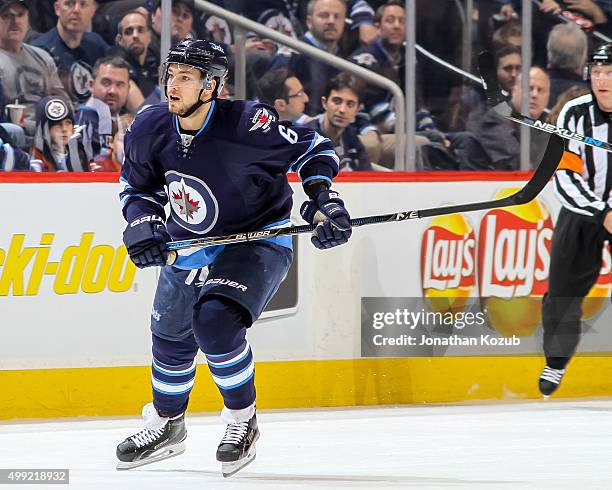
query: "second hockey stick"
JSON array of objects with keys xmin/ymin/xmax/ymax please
[
  {"xmin": 477, "ymin": 51, "xmax": 612, "ymax": 153},
  {"xmin": 165, "ymin": 133, "xmax": 564, "ymax": 263}
]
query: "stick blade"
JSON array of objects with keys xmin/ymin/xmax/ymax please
[
  {"xmin": 477, "ymin": 51, "xmax": 511, "ymax": 115},
  {"xmin": 512, "ymin": 134, "xmax": 565, "ymax": 204}
]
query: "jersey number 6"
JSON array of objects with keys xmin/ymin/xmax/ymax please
[{"xmin": 278, "ymin": 125, "xmax": 298, "ymax": 144}]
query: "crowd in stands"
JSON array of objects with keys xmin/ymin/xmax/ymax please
[{"xmin": 0, "ymin": 0, "xmax": 610, "ymax": 172}]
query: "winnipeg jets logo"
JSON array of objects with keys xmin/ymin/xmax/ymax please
[
  {"xmin": 351, "ymin": 52, "xmax": 377, "ymax": 67},
  {"xmin": 45, "ymin": 99, "xmax": 68, "ymax": 121},
  {"xmin": 172, "ymin": 181, "xmax": 201, "ymax": 221},
  {"xmin": 249, "ymin": 107, "xmax": 275, "ymax": 133},
  {"xmin": 166, "ymin": 171, "xmax": 219, "ymax": 234},
  {"xmin": 70, "ymin": 61, "xmax": 93, "ymax": 100}
]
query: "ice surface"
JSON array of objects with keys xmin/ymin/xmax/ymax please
[{"xmin": 1, "ymin": 400, "xmax": 611, "ymax": 489}]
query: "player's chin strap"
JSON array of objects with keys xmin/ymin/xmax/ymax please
[
  {"xmin": 178, "ymin": 90, "xmax": 212, "ymax": 118},
  {"xmin": 178, "ymin": 79, "xmax": 220, "ymax": 119}
]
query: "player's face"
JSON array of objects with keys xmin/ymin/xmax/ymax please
[
  {"xmin": 49, "ymin": 119, "xmax": 74, "ymax": 149},
  {"xmin": 165, "ymin": 64, "xmax": 211, "ymax": 115},
  {"xmin": 0, "ymin": 4, "xmax": 29, "ymax": 44},
  {"xmin": 55, "ymin": 0, "xmax": 96, "ymax": 34},
  {"xmin": 591, "ymin": 65, "xmax": 612, "ymax": 112},
  {"xmin": 497, "ymin": 53, "xmax": 521, "ymax": 92},
  {"xmin": 322, "ymin": 87, "xmax": 359, "ymax": 129},
  {"xmin": 379, "ymin": 5, "xmax": 405, "ymax": 47},
  {"xmin": 171, "ymin": 3, "xmax": 193, "ymax": 40},
  {"xmin": 511, "ymin": 67, "xmax": 550, "ymax": 119},
  {"xmin": 117, "ymin": 13, "xmax": 150, "ymax": 57},
  {"xmin": 307, "ymin": 0, "xmax": 346, "ymax": 44},
  {"xmin": 284, "ymin": 77, "xmax": 309, "ymax": 119},
  {"xmin": 91, "ymin": 64, "xmax": 130, "ymax": 116}
]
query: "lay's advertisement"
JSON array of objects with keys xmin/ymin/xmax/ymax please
[{"xmin": 362, "ymin": 186, "xmax": 612, "ymax": 358}]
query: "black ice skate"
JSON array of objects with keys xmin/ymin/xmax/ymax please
[
  {"xmin": 116, "ymin": 403, "xmax": 187, "ymax": 470},
  {"xmin": 216, "ymin": 414, "xmax": 259, "ymax": 477},
  {"xmin": 539, "ymin": 366, "xmax": 566, "ymax": 396}
]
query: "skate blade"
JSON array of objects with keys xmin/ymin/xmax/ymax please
[
  {"xmin": 116, "ymin": 441, "xmax": 186, "ymax": 470},
  {"xmin": 221, "ymin": 448, "xmax": 256, "ymax": 478}
]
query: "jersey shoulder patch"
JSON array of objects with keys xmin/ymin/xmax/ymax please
[
  {"xmin": 236, "ymin": 101, "xmax": 279, "ymax": 136},
  {"xmin": 248, "ymin": 105, "xmax": 277, "ymax": 133}
]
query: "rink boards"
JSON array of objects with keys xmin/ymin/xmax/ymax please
[{"xmin": 1, "ymin": 172, "xmax": 611, "ymax": 419}]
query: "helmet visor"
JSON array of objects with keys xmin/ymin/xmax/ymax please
[{"xmin": 161, "ymin": 63, "xmax": 211, "ymax": 91}]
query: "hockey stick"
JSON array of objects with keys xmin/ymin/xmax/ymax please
[
  {"xmin": 477, "ymin": 51, "xmax": 612, "ymax": 153},
  {"xmin": 165, "ymin": 134, "xmax": 564, "ymax": 264}
]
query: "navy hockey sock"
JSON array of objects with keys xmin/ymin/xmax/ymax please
[
  {"xmin": 193, "ymin": 297, "xmax": 256, "ymax": 409},
  {"xmin": 151, "ymin": 334, "xmax": 199, "ymax": 417}
]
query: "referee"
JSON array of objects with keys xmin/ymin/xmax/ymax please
[{"xmin": 540, "ymin": 42, "xmax": 612, "ymax": 396}]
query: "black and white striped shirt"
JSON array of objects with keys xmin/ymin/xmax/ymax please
[{"xmin": 556, "ymin": 93, "xmax": 612, "ymax": 217}]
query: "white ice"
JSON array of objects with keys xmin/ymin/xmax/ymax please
[{"xmin": 1, "ymin": 400, "xmax": 612, "ymax": 489}]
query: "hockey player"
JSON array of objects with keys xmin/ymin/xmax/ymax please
[
  {"xmin": 115, "ymin": 39, "xmax": 351, "ymax": 477},
  {"xmin": 539, "ymin": 42, "xmax": 612, "ymax": 396}
]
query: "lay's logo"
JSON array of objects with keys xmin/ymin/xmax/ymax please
[
  {"xmin": 477, "ymin": 190, "xmax": 553, "ymax": 336},
  {"xmin": 0, "ymin": 233, "xmax": 136, "ymax": 296},
  {"xmin": 478, "ymin": 189, "xmax": 553, "ymax": 299},
  {"xmin": 420, "ymin": 214, "xmax": 476, "ymax": 313}
]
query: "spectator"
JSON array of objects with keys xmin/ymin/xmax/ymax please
[
  {"xmin": 346, "ymin": 0, "xmax": 377, "ymax": 46},
  {"xmin": 546, "ymin": 23, "xmax": 589, "ymax": 108},
  {"xmin": 31, "ymin": 0, "xmax": 108, "ymax": 104},
  {"xmin": 304, "ymin": 72, "xmax": 374, "ymax": 171},
  {"xmin": 0, "ymin": 0, "xmax": 67, "ymax": 143},
  {"xmin": 241, "ymin": 0, "xmax": 377, "ymax": 46},
  {"xmin": 148, "ymin": 0, "xmax": 196, "ymax": 62},
  {"xmin": 271, "ymin": 0, "xmax": 347, "ymax": 115},
  {"xmin": 73, "ymin": 56, "xmax": 132, "ymax": 170},
  {"xmin": 475, "ymin": 66, "xmax": 551, "ymax": 170},
  {"xmin": 111, "ymin": 9, "xmax": 158, "ymax": 98},
  {"xmin": 31, "ymin": 96, "xmax": 82, "ymax": 171},
  {"xmin": 463, "ymin": 44, "xmax": 521, "ymax": 133},
  {"xmin": 88, "ymin": 55, "xmax": 132, "ymax": 118},
  {"xmin": 349, "ymin": 0, "xmax": 406, "ymax": 133},
  {"xmin": 492, "ymin": 19, "xmax": 521, "ymax": 51},
  {"xmin": 496, "ymin": 43, "xmax": 523, "ymax": 93},
  {"xmin": 257, "ymin": 68, "xmax": 311, "ymax": 124},
  {"xmin": 0, "ymin": 122, "xmax": 30, "ymax": 170},
  {"xmin": 93, "ymin": 0, "xmax": 150, "ymax": 45}
]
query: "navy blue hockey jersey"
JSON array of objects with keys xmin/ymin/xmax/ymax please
[{"xmin": 120, "ymin": 99, "xmax": 339, "ymax": 269}]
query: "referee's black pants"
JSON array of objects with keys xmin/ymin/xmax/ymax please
[{"xmin": 542, "ymin": 207, "xmax": 611, "ymax": 369}]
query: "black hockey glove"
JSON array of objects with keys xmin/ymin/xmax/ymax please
[
  {"xmin": 300, "ymin": 189, "xmax": 352, "ymax": 249},
  {"xmin": 123, "ymin": 215, "xmax": 171, "ymax": 268}
]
